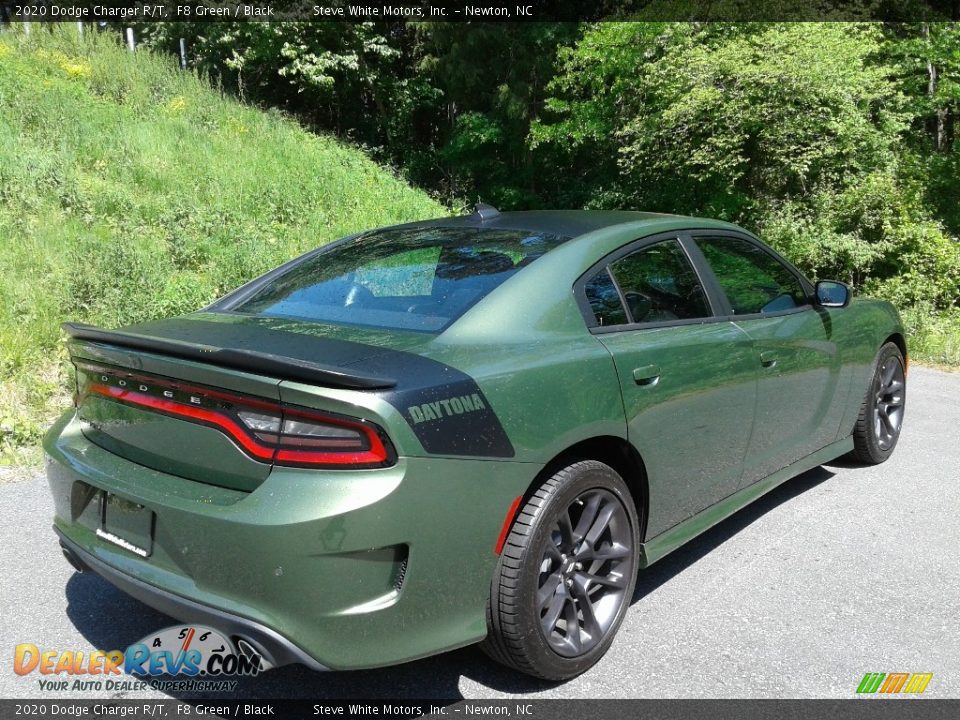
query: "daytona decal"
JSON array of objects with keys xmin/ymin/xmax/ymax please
[{"xmin": 407, "ymin": 394, "xmax": 486, "ymax": 424}]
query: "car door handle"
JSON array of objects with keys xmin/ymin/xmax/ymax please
[
  {"xmin": 760, "ymin": 351, "xmax": 778, "ymax": 368},
  {"xmin": 632, "ymin": 365, "xmax": 661, "ymax": 386}
]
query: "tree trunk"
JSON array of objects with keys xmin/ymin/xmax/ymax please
[
  {"xmin": 448, "ymin": 101, "xmax": 458, "ymax": 199},
  {"xmin": 924, "ymin": 23, "xmax": 947, "ymax": 152}
]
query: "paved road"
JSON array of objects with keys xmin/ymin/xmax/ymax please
[{"xmin": 2, "ymin": 367, "xmax": 958, "ymax": 700}]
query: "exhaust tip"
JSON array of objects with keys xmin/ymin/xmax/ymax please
[
  {"xmin": 233, "ymin": 636, "xmax": 277, "ymax": 671},
  {"xmin": 60, "ymin": 543, "xmax": 87, "ymax": 574}
]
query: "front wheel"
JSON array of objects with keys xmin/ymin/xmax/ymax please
[
  {"xmin": 482, "ymin": 461, "xmax": 639, "ymax": 680},
  {"xmin": 851, "ymin": 342, "xmax": 906, "ymax": 464}
]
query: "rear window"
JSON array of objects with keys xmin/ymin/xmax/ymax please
[{"xmin": 230, "ymin": 226, "xmax": 570, "ymax": 332}]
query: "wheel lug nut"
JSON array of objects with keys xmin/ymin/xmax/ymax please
[
  {"xmin": 565, "ymin": 578, "xmax": 573, "ymax": 587},
  {"xmin": 575, "ymin": 562, "xmax": 582, "ymax": 570}
]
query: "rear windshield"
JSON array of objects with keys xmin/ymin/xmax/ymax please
[{"xmin": 230, "ymin": 226, "xmax": 570, "ymax": 332}]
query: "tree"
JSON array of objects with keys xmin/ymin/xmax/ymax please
[
  {"xmin": 534, "ymin": 23, "xmax": 910, "ymax": 215},
  {"xmin": 416, "ymin": 22, "xmax": 581, "ymax": 206}
]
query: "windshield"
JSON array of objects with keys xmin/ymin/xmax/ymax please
[{"xmin": 229, "ymin": 226, "xmax": 570, "ymax": 332}]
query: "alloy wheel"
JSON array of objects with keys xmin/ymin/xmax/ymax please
[
  {"xmin": 537, "ymin": 489, "xmax": 635, "ymax": 657},
  {"xmin": 873, "ymin": 356, "xmax": 906, "ymax": 450},
  {"xmin": 873, "ymin": 356, "xmax": 905, "ymax": 451}
]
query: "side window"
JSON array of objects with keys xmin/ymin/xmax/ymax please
[
  {"xmin": 584, "ymin": 269, "xmax": 629, "ymax": 326},
  {"xmin": 583, "ymin": 239, "xmax": 710, "ymax": 327},
  {"xmin": 695, "ymin": 236, "xmax": 808, "ymax": 315},
  {"xmin": 609, "ymin": 240, "xmax": 710, "ymax": 324}
]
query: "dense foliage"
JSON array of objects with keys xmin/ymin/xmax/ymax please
[
  {"xmin": 135, "ymin": 21, "xmax": 960, "ymax": 318},
  {"xmin": 534, "ymin": 23, "xmax": 960, "ymax": 310}
]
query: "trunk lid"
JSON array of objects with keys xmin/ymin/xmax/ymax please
[{"xmin": 67, "ymin": 312, "xmax": 421, "ymax": 491}]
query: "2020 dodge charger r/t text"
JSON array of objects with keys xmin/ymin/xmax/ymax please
[{"xmin": 45, "ymin": 208, "xmax": 907, "ymax": 680}]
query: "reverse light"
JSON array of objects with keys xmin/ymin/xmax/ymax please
[
  {"xmin": 76, "ymin": 361, "xmax": 394, "ymax": 469},
  {"xmin": 236, "ymin": 410, "xmax": 282, "ymax": 434}
]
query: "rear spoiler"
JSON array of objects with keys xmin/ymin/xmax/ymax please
[{"xmin": 62, "ymin": 322, "xmax": 397, "ymax": 390}]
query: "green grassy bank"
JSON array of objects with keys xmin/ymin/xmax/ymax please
[{"xmin": 0, "ymin": 27, "xmax": 444, "ymax": 465}]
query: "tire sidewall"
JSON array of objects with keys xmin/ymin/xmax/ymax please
[{"xmin": 514, "ymin": 462, "xmax": 640, "ymax": 679}]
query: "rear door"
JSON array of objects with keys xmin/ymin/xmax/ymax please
[
  {"xmin": 688, "ymin": 232, "xmax": 844, "ymax": 485},
  {"xmin": 577, "ymin": 235, "xmax": 758, "ymax": 538}
]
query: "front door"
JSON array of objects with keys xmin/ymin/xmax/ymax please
[{"xmin": 690, "ymin": 233, "xmax": 843, "ymax": 485}]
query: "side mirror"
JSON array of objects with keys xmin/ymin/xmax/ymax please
[{"xmin": 815, "ymin": 280, "xmax": 850, "ymax": 308}]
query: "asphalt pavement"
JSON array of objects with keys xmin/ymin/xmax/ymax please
[{"xmin": 1, "ymin": 367, "xmax": 957, "ymax": 700}]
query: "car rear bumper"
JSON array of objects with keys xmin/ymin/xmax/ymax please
[
  {"xmin": 44, "ymin": 411, "xmax": 537, "ymax": 670},
  {"xmin": 56, "ymin": 528, "xmax": 328, "ymax": 671}
]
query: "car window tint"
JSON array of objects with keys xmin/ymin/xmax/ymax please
[
  {"xmin": 606, "ymin": 240, "xmax": 710, "ymax": 324},
  {"xmin": 231, "ymin": 227, "xmax": 570, "ymax": 332},
  {"xmin": 696, "ymin": 236, "xmax": 808, "ymax": 315},
  {"xmin": 584, "ymin": 269, "xmax": 629, "ymax": 326}
]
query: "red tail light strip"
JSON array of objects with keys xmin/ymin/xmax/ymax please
[
  {"xmin": 85, "ymin": 382, "xmax": 392, "ymax": 468},
  {"xmin": 88, "ymin": 383, "xmax": 274, "ymax": 460},
  {"xmin": 78, "ymin": 362, "xmax": 280, "ymax": 412}
]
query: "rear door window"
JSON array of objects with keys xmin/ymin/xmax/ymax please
[
  {"xmin": 582, "ymin": 239, "xmax": 711, "ymax": 327},
  {"xmin": 583, "ymin": 269, "xmax": 629, "ymax": 327}
]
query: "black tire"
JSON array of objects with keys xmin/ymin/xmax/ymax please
[
  {"xmin": 482, "ymin": 460, "xmax": 640, "ymax": 680},
  {"xmin": 850, "ymin": 342, "xmax": 906, "ymax": 464}
]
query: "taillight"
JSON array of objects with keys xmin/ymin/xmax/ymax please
[
  {"xmin": 76, "ymin": 361, "xmax": 394, "ymax": 469},
  {"xmin": 236, "ymin": 405, "xmax": 392, "ymax": 467}
]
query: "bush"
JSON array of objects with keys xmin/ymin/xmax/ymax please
[{"xmin": 901, "ymin": 305, "xmax": 960, "ymax": 367}]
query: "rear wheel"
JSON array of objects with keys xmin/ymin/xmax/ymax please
[
  {"xmin": 851, "ymin": 342, "xmax": 906, "ymax": 464},
  {"xmin": 483, "ymin": 461, "xmax": 639, "ymax": 680}
]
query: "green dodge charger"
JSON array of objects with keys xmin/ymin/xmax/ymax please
[{"xmin": 44, "ymin": 207, "xmax": 907, "ymax": 680}]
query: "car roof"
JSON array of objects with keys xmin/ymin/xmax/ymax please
[{"xmin": 391, "ymin": 209, "xmax": 737, "ymax": 240}]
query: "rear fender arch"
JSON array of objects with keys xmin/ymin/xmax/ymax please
[{"xmin": 515, "ymin": 436, "xmax": 650, "ymax": 544}]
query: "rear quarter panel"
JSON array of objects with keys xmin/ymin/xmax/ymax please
[
  {"xmin": 413, "ymin": 222, "xmax": 679, "ymax": 464},
  {"xmin": 417, "ymin": 337, "xmax": 626, "ymax": 463}
]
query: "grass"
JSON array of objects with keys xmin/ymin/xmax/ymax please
[
  {"xmin": 901, "ymin": 306, "xmax": 960, "ymax": 370},
  {"xmin": 0, "ymin": 26, "xmax": 444, "ymax": 466}
]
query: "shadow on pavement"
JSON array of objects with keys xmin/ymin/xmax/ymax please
[
  {"xmin": 632, "ymin": 464, "xmax": 836, "ymax": 604},
  {"xmin": 64, "ymin": 464, "xmax": 837, "ymax": 699}
]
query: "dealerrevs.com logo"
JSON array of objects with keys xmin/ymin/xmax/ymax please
[
  {"xmin": 857, "ymin": 672, "xmax": 934, "ymax": 695},
  {"xmin": 14, "ymin": 625, "xmax": 269, "ymax": 692}
]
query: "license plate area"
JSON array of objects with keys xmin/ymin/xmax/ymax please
[{"xmin": 96, "ymin": 493, "xmax": 154, "ymax": 558}]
